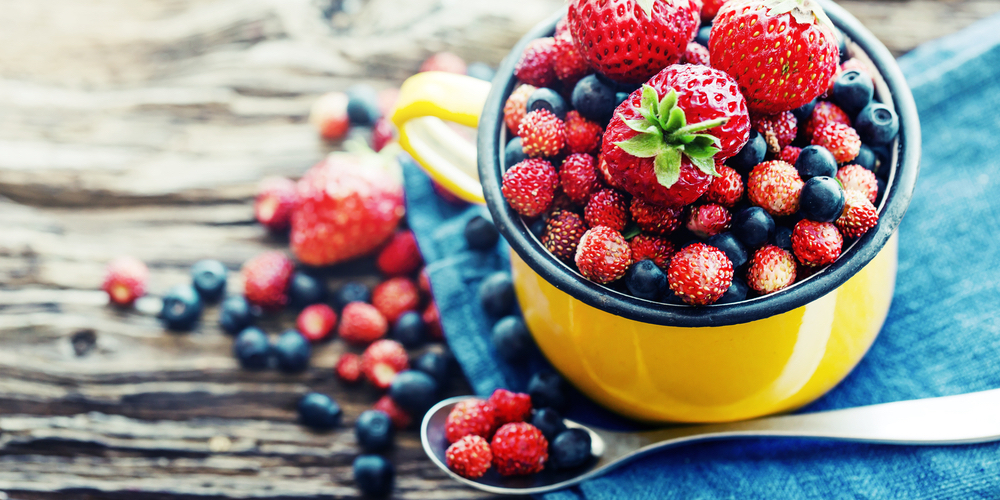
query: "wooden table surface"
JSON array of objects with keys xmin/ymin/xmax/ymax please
[{"xmin": 0, "ymin": 0, "xmax": 995, "ymax": 498}]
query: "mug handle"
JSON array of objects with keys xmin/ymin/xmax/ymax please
[{"xmin": 391, "ymin": 71, "xmax": 492, "ymax": 204}]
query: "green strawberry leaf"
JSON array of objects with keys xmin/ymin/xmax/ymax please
[
  {"xmin": 615, "ymin": 132, "xmax": 663, "ymax": 158},
  {"xmin": 657, "ymin": 89, "xmax": 678, "ymax": 126},
  {"xmin": 654, "ymin": 147, "xmax": 682, "ymax": 188},
  {"xmin": 640, "ymin": 85, "xmax": 659, "ymax": 114},
  {"xmin": 622, "ymin": 223, "xmax": 642, "ymax": 240},
  {"xmin": 624, "ymin": 118, "xmax": 658, "ymax": 134},
  {"xmin": 688, "ymin": 155, "xmax": 720, "ymax": 177},
  {"xmin": 663, "ymin": 106, "xmax": 687, "ymax": 133}
]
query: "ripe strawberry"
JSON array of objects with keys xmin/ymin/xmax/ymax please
[
  {"xmin": 376, "ymin": 231, "xmax": 423, "ymax": 277},
  {"xmin": 423, "ymin": 302, "xmax": 445, "ymax": 340},
  {"xmin": 835, "ymin": 190, "xmax": 879, "ymax": 239},
  {"xmin": 254, "ymin": 177, "xmax": 297, "ymax": 232},
  {"xmin": 747, "ymin": 245, "xmax": 797, "ymax": 294},
  {"xmin": 420, "ymin": 52, "xmax": 467, "ymax": 73},
  {"xmin": 542, "ymin": 210, "xmax": 588, "ymax": 264},
  {"xmin": 490, "ymin": 422, "xmax": 549, "ymax": 476},
  {"xmin": 682, "ymin": 42, "xmax": 712, "ymax": 66},
  {"xmin": 602, "ymin": 65, "xmax": 750, "ymax": 207},
  {"xmin": 291, "ymin": 153, "xmax": 404, "ymax": 266},
  {"xmin": 309, "ymin": 91, "xmax": 350, "ymax": 141},
  {"xmin": 780, "ymin": 145, "xmax": 802, "ymax": 165},
  {"xmin": 791, "ymin": 220, "xmax": 843, "ymax": 266},
  {"xmin": 514, "ymin": 37, "xmax": 558, "ymax": 87},
  {"xmin": 752, "ymin": 111, "xmax": 798, "ymax": 154},
  {"xmin": 568, "ymin": 0, "xmax": 701, "ymax": 84},
  {"xmin": 297, "ymin": 304, "xmax": 337, "ymax": 342},
  {"xmin": 518, "ymin": 109, "xmax": 566, "ymax": 158},
  {"xmin": 702, "ymin": 0, "xmax": 730, "ymax": 22},
  {"xmin": 102, "ymin": 256, "xmax": 148, "ymax": 306},
  {"xmin": 837, "ymin": 164, "xmax": 878, "ymax": 204},
  {"xmin": 667, "ymin": 243, "xmax": 734, "ymax": 305},
  {"xmin": 338, "ymin": 302, "xmax": 388, "ymax": 345},
  {"xmin": 630, "ymin": 198, "xmax": 683, "ymax": 236},
  {"xmin": 747, "ymin": 160, "xmax": 804, "ymax": 216},
  {"xmin": 701, "ymin": 164, "xmax": 744, "ymax": 207},
  {"xmin": 575, "ymin": 226, "xmax": 632, "ymax": 284},
  {"xmin": 362, "ymin": 339, "xmax": 410, "ymax": 389},
  {"xmin": 710, "ymin": 0, "xmax": 840, "ymax": 114},
  {"xmin": 504, "ymin": 84, "xmax": 537, "ymax": 135},
  {"xmin": 445, "ymin": 399, "xmax": 497, "ymax": 443},
  {"xmin": 242, "ymin": 251, "xmax": 294, "ymax": 311},
  {"xmin": 553, "ymin": 32, "xmax": 591, "ymax": 87},
  {"xmin": 371, "ymin": 277, "xmax": 420, "ymax": 323},
  {"xmin": 805, "ymin": 101, "xmax": 851, "ymax": 139},
  {"xmin": 489, "ymin": 389, "xmax": 532, "ymax": 425},
  {"xmin": 686, "ymin": 204, "xmax": 732, "ymax": 239},
  {"xmin": 374, "ymin": 394, "xmax": 413, "ymax": 429},
  {"xmin": 501, "ymin": 158, "xmax": 558, "ymax": 217},
  {"xmin": 447, "ymin": 435, "xmax": 493, "ymax": 479},
  {"xmin": 559, "ymin": 153, "xmax": 600, "ymax": 205},
  {"xmin": 335, "ymin": 353, "xmax": 363, "ymax": 383},
  {"xmin": 597, "ymin": 153, "xmax": 624, "ymax": 190},
  {"xmin": 629, "ymin": 234, "xmax": 676, "ymax": 270},
  {"xmin": 564, "ymin": 111, "xmax": 603, "ymax": 156},
  {"xmin": 584, "ymin": 188, "xmax": 629, "ymax": 231},
  {"xmin": 812, "ymin": 122, "xmax": 861, "ymax": 163}
]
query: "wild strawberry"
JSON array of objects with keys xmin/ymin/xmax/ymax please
[
  {"xmin": 447, "ymin": 435, "xmax": 493, "ymax": 479},
  {"xmin": 752, "ymin": 111, "xmax": 798, "ymax": 154},
  {"xmin": 550, "ymin": 189, "xmax": 578, "ymax": 212},
  {"xmin": 837, "ymin": 164, "xmax": 878, "ymax": 204},
  {"xmin": 362, "ymin": 339, "xmax": 410, "ymax": 389},
  {"xmin": 629, "ymin": 234, "xmax": 676, "ymax": 270},
  {"xmin": 836, "ymin": 190, "xmax": 879, "ymax": 239},
  {"xmin": 514, "ymin": 37, "xmax": 558, "ymax": 87},
  {"xmin": 420, "ymin": 52, "xmax": 467, "ymax": 74},
  {"xmin": 489, "ymin": 389, "xmax": 532, "ymax": 425},
  {"xmin": 681, "ymin": 42, "xmax": 711, "ymax": 66},
  {"xmin": 102, "ymin": 256, "xmax": 148, "ymax": 306},
  {"xmin": 805, "ymin": 101, "xmax": 851, "ymax": 139},
  {"xmin": 559, "ymin": 153, "xmax": 600, "ymax": 205},
  {"xmin": 254, "ymin": 177, "xmax": 297, "ymax": 232},
  {"xmin": 780, "ymin": 146, "xmax": 802, "ymax": 165},
  {"xmin": 291, "ymin": 153, "xmax": 404, "ymax": 266},
  {"xmin": 686, "ymin": 204, "xmax": 732, "ymax": 239},
  {"xmin": 445, "ymin": 399, "xmax": 497, "ymax": 443},
  {"xmin": 297, "ymin": 304, "xmax": 337, "ymax": 342},
  {"xmin": 602, "ymin": 65, "xmax": 750, "ymax": 207},
  {"xmin": 568, "ymin": 0, "xmax": 701, "ymax": 84},
  {"xmin": 542, "ymin": 210, "xmax": 588, "ymax": 264},
  {"xmin": 710, "ymin": 0, "xmax": 840, "ymax": 114},
  {"xmin": 371, "ymin": 277, "xmax": 420, "ymax": 323},
  {"xmin": 309, "ymin": 91, "xmax": 350, "ymax": 141},
  {"xmin": 335, "ymin": 353, "xmax": 363, "ymax": 383},
  {"xmin": 504, "ymin": 84, "xmax": 537, "ymax": 134},
  {"xmin": 575, "ymin": 226, "xmax": 632, "ymax": 284},
  {"xmin": 584, "ymin": 188, "xmax": 629, "ymax": 231},
  {"xmin": 564, "ymin": 111, "xmax": 603, "ymax": 155},
  {"xmin": 667, "ymin": 243, "xmax": 734, "ymax": 305},
  {"xmin": 747, "ymin": 245, "xmax": 797, "ymax": 294},
  {"xmin": 501, "ymin": 158, "xmax": 558, "ymax": 217},
  {"xmin": 792, "ymin": 220, "xmax": 843, "ymax": 266},
  {"xmin": 375, "ymin": 231, "xmax": 423, "ymax": 277},
  {"xmin": 374, "ymin": 394, "xmax": 413, "ymax": 429},
  {"xmin": 812, "ymin": 122, "xmax": 861, "ymax": 163},
  {"xmin": 490, "ymin": 422, "xmax": 549, "ymax": 476},
  {"xmin": 747, "ymin": 160, "xmax": 804, "ymax": 216},
  {"xmin": 338, "ymin": 302, "xmax": 388, "ymax": 345},
  {"xmin": 701, "ymin": 0, "xmax": 730, "ymax": 22},
  {"xmin": 553, "ymin": 32, "xmax": 590, "ymax": 87},
  {"xmin": 423, "ymin": 302, "xmax": 445, "ymax": 340},
  {"xmin": 519, "ymin": 109, "xmax": 566, "ymax": 158},
  {"xmin": 630, "ymin": 198, "xmax": 683, "ymax": 236},
  {"xmin": 242, "ymin": 251, "xmax": 294, "ymax": 311},
  {"xmin": 701, "ymin": 164, "xmax": 744, "ymax": 207},
  {"xmin": 596, "ymin": 153, "xmax": 624, "ymax": 190}
]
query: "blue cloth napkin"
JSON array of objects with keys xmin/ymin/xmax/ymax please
[{"xmin": 404, "ymin": 12, "xmax": 1000, "ymax": 498}]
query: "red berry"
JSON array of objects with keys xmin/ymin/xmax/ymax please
[
  {"xmin": 361, "ymin": 339, "xmax": 410, "ymax": 389},
  {"xmin": 501, "ymin": 158, "xmax": 558, "ymax": 218},
  {"xmin": 255, "ymin": 177, "xmax": 297, "ymax": 232},
  {"xmin": 297, "ymin": 304, "xmax": 337, "ymax": 342},
  {"xmin": 513, "ymin": 37, "xmax": 558, "ymax": 87},
  {"xmin": 335, "ymin": 353, "xmax": 363, "ymax": 383},
  {"xmin": 681, "ymin": 41, "xmax": 711, "ymax": 66},
  {"xmin": 559, "ymin": 153, "xmax": 600, "ymax": 205},
  {"xmin": 812, "ymin": 122, "xmax": 861, "ymax": 164},
  {"xmin": 446, "ymin": 399, "xmax": 497, "ymax": 443},
  {"xmin": 792, "ymin": 220, "xmax": 843, "ymax": 267},
  {"xmin": 374, "ymin": 394, "xmax": 413, "ymax": 429},
  {"xmin": 837, "ymin": 164, "xmax": 878, "ymax": 204},
  {"xmin": 629, "ymin": 235, "xmax": 676, "ymax": 270},
  {"xmin": 102, "ymin": 256, "xmax": 148, "ymax": 306},
  {"xmin": 686, "ymin": 204, "xmax": 732, "ymax": 239},
  {"xmin": 541, "ymin": 210, "xmax": 588, "ymax": 264},
  {"xmin": 490, "ymin": 422, "xmax": 548, "ymax": 476},
  {"xmin": 446, "ymin": 435, "xmax": 493, "ymax": 479},
  {"xmin": 701, "ymin": 164, "xmax": 744, "ymax": 208},
  {"xmin": 780, "ymin": 146, "xmax": 802, "ymax": 165},
  {"xmin": 488, "ymin": 389, "xmax": 532, "ymax": 425},
  {"xmin": 242, "ymin": 251, "xmax": 294, "ymax": 311},
  {"xmin": 752, "ymin": 111, "xmax": 798, "ymax": 154},
  {"xmin": 747, "ymin": 245, "xmax": 797, "ymax": 295},
  {"xmin": 836, "ymin": 190, "xmax": 879, "ymax": 239},
  {"xmin": 372, "ymin": 117, "xmax": 396, "ymax": 152},
  {"xmin": 805, "ymin": 101, "xmax": 851, "ymax": 139},
  {"xmin": 701, "ymin": 0, "xmax": 729, "ymax": 22},
  {"xmin": 667, "ymin": 243, "xmax": 734, "ymax": 306},
  {"xmin": 575, "ymin": 226, "xmax": 632, "ymax": 284},
  {"xmin": 376, "ymin": 231, "xmax": 423, "ymax": 277},
  {"xmin": 309, "ymin": 92, "xmax": 350, "ymax": 141},
  {"xmin": 420, "ymin": 52, "xmax": 467, "ymax": 74},
  {"xmin": 747, "ymin": 160, "xmax": 804, "ymax": 217},
  {"xmin": 418, "ymin": 268, "xmax": 432, "ymax": 296},
  {"xmin": 519, "ymin": 109, "xmax": 566, "ymax": 158},
  {"xmin": 338, "ymin": 302, "xmax": 388, "ymax": 345},
  {"xmin": 371, "ymin": 277, "xmax": 421, "ymax": 323},
  {"xmin": 423, "ymin": 302, "xmax": 444, "ymax": 340},
  {"xmin": 503, "ymin": 84, "xmax": 537, "ymax": 135},
  {"xmin": 630, "ymin": 198, "xmax": 683, "ymax": 236},
  {"xmin": 563, "ymin": 111, "xmax": 603, "ymax": 156},
  {"xmin": 584, "ymin": 188, "xmax": 629, "ymax": 232},
  {"xmin": 553, "ymin": 33, "xmax": 590, "ymax": 87}
]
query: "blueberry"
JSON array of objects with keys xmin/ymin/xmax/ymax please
[
  {"xmin": 871, "ymin": 145, "xmax": 891, "ymax": 178},
  {"xmin": 791, "ymin": 98, "xmax": 818, "ymax": 126},
  {"xmin": 233, "ymin": 327, "xmax": 271, "ymax": 370},
  {"xmin": 716, "ymin": 278, "xmax": 749, "ymax": 304},
  {"xmin": 527, "ymin": 88, "xmax": 568, "ymax": 120},
  {"xmin": 732, "ymin": 207, "xmax": 776, "ymax": 248},
  {"xmin": 695, "ymin": 25, "xmax": 712, "ymax": 47},
  {"xmin": 706, "ymin": 232, "xmax": 748, "ymax": 269},
  {"xmin": 466, "ymin": 62, "xmax": 495, "ymax": 82},
  {"xmin": 273, "ymin": 329, "xmax": 310, "ymax": 373},
  {"xmin": 333, "ymin": 282, "xmax": 371, "ymax": 310},
  {"xmin": 465, "ymin": 215, "xmax": 500, "ymax": 250},
  {"xmin": 479, "ymin": 272, "xmax": 515, "ymax": 316},
  {"xmin": 550, "ymin": 428, "xmax": 593, "ymax": 469},
  {"xmin": 160, "ymin": 284, "xmax": 203, "ymax": 331},
  {"xmin": 855, "ymin": 103, "xmax": 899, "ymax": 146},
  {"xmin": 854, "ymin": 144, "xmax": 876, "ymax": 172},
  {"xmin": 832, "ymin": 70, "xmax": 874, "ymax": 118},
  {"xmin": 625, "ymin": 260, "xmax": 667, "ymax": 301},
  {"xmin": 800, "ymin": 176, "xmax": 846, "ymax": 222},
  {"xmin": 289, "ymin": 272, "xmax": 326, "ymax": 310},
  {"xmin": 346, "ymin": 85, "xmax": 381, "ymax": 126},
  {"xmin": 298, "ymin": 392, "xmax": 342, "ymax": 430},
  {"xmin": 491, "ymin": 316, "xmax": 534, "ymax": 364},
  {"xmin": 391, "ymin": 311, "xmax": 425, "ymax": 348},
  {"xmin": 413, "ymin": 351, "xmax": 449, "ymax": 385},
  {"xmin": 528, "ymin": 371, "xmax": 568, "ymax": 411},
  {"xmin": 532, "ymin": 408, "xmax": 567, "ymax": 442},
  {"xmin": 219, "ymin": 295, "xmax": 259, "ymax": 335},
  {"xmin": 795, "ymin": 145, "xmax": 838, "ymax": 180},
  {"xmin": 773, "ymin": 225, "xmax": 793, "ymax": 251},
  {"xmin": 614, "ymin": 91, "xmax": 630, "ymax": 107},
  {"xmin": 727, "ymin": 129, "xmax": 766, "ymax": 174},
  {"xmin": 190, "ymin": 260, "xmax": 227, "ymax": 303},
  {"xmin": 505, "ymin": 137, "xmax": 528, "ymax": 169},
  {"xmin": 355, "ymin": 409, "xmax": 394, "ymax": 452},
  {"xmin": 571, "ymin": 75, "xmax": 617, "ymax": 123},
  {"xmin": 353, "ymin": 454, "xmax": 394, "ymax": 497},
  {"xmin": 388, "ymin": 370, "xmax": 439, "ymax": 415},
  {"xmin": 529, "ymin": 218, "xmax": 547, "ymax": 238}
]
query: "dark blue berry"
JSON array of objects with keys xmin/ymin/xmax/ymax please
[
  {"xmin": 571, "ymin": 75, "xmax": 616, "ymax": 123},
  {"xmin": 795, "ymin": 145, "xmax": 838, "ymax": 180},
  {"xmin": 625, "ymin": 260, "xmax": 667, "ymax": 300},
  {"xmin": 233, "ymin": 327, "xmax": 271, "ymax": 370},
  {"xmin": 800, "ymin": 176, "xmax": 846, "ymax": 222},
  {"xmin": 333, "ymin": 282, "xmax": 371, "ymax": 311},
  {"xmin": 160, "ymin": 284, "xmax": 203, "ymax": 331},
  {"xmin": 298, "ymin": 392, "xmax": 342, "ymax": 430},
  {"xmin": 464, "ymin": 215, "xmax": 499, "ymax": 250},
  {"xmin": 871, "ymin": 145, "xmax": 891, "ymax": 179},
  {"xmin": 355, "ymin": 409, "xmax": 394, "ymax": 452},
  {"xmin": 732, "ymin": 207, "xmax": 775, "ymax": 248},
  {"xmin": 832, "ymin": 70, "xmax": 874, "ymax": 118},
  {"xmin": 695, "ymin": 25, "xmax": 712, "ymax": 47},
  {"xmin": 773, "ymin": 225, "xmax": 793, "ymax": 250},
  {"xmin": 491, "ymin": 316, "xmax": 534, "ymax": 364},
  {"xmin": 505, "ymin": 137, "xmax": 528, "ymax": 169},
  {"xmin": 219, "ymin": 295, "xmax": 259, "ymax": 335},
  {"xmin": 532, "ymin": 408, "xmax": 567, "ymax": 442},
  {"xmin": 527, "ymin": 88, "xmax": 568, "ymax": 120},
  {"xmin": 190, "ymin": 260, "xmax": 227, "ymax": 303},
  {"xmin": 529, "ymin": 218, "xmax": 547, "ymax": 238},
  {"xmin": 549, "ymin": 428, "xmax": 592, "ymax": 469},
  {"xmin": 289, "ymin": 272, "xmax": 326, "ymax": 310},
  {"xmin": 854, "ymin": 144, "xmax": 876, "ymax": 172},
  {"xmin": 528, "ymin": 371, "xmax": 568, "ymax": 411},
  {"xmin": 706, "ymin": 232, "xmax": 748, "ymax": 270},
  {"xmin": 353, "ymin": 454, "xmax": 394, "ymax": 497},
  {"xmin": 614, "ymin": 92, "xmax": 630, "ymax": 107},
  {"xmin": 479, "ymin": 272, "xmax": 514, "ymax": 316},
  {"xmin": 855, "ymin": 103, "xmax": 899, "ymax": 146},
  {"xmin": 727, "ymin": 129, "xmax": 766, "ymax": 174},
  {"xmin": 346, "ymin": 85, "xmax": 381, "ymax": 126},
  {"xmin": 661, "ymin": 288, "xmax": 687, "ymax": 305},
  {"xmin": 391, "ymin": 311, "xmax": 425, "ymax": 348},
  {"xmin": 413, "ymin": 351, "xmax": 449, "ymax": 385},
  {"xmin": 716, "ymin": 278, "xmax": 749, "ymax": 304},
  {"xmin": 466, "ymin": 62, "xmax": 495, "ymax": 82},
  {"xmin": 273, "ymin": 329, "xmax": 310, "ymax": 373},
  {"xmin": 388, "ymin": 370, "xmax": 438, "ymax": 415}
]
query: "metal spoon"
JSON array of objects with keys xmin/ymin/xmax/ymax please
[{"xmin": 421, "ymin": 389, "xmax": 1000, "ymax": 495}]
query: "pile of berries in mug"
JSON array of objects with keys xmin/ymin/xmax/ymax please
[{"xmin": 500, "ymin": 0, "xmax": 899, "ymax": 306}]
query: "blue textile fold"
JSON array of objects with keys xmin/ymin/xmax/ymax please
[{"xmin": 404, "ymin": 12, "xmax": 1000, "ymax": 498}]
